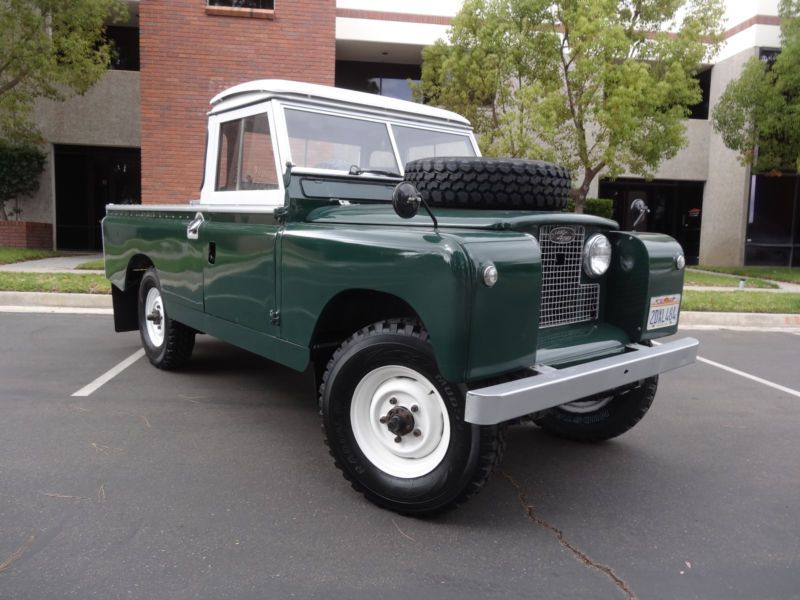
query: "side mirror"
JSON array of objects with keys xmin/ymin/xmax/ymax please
[
  {"xmin": 630, "ymin": 198, "xmax": 650, "ymax": 229},
  {"xmin": 392, "ymin": 182, "xmax": 421, "ymax": 219}
]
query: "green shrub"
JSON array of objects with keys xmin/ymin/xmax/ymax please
[
  {"xmin": 564, "ymin": 198, "xmax": 615, "ymax": 219},
  {"xmin": 0, "ymin": 143, "xmax": 47, "ymax": 220}
]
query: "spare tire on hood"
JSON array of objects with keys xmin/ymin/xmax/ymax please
[{"xmin": 403, "ymin": 157, "xmax": 572, "ymax": 211}]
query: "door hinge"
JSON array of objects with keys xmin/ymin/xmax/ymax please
[
  {"xmin": 274, "ymin": 206, "xmax": 288, "ymax": 224},
  {"xmin": 269, "ymin": 309, "xmax": 281, "ymax": 326}
]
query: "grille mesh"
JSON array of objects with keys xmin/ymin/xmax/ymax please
[{"xmin": 539, "ymin": 225, "xmax": 600, "ymax": 328}]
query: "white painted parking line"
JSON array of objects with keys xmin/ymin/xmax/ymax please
[
  {"xmin": 71, "ymin": 349, "xmax": 146, "ymax": 397},
  {"xmin": 0, "ymin": 306, "xmax": 112, "ymax": 315},
  {"xmin": 654, "ymin": 340, "xmax": 800, "ymax": 399},
  {"xmin": 695, "ymin": 355, "xmax": 800, "ymax": 399}
]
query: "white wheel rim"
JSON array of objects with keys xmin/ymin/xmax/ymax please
[
  {"xmin": 144, "ymin": 287, "xmax": 165, "ymax": 347},
  {"xmin": 350, "ymin": 365, "xmax": 451, "ymax": 479},
  {"xmin": 559, "ymin": 396, "xmax": 613, "ymax": 414}
]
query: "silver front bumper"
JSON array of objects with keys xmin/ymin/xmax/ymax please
[{"xmin": 465, "ymin": 337, "xmax": 699, "ymax": 425}]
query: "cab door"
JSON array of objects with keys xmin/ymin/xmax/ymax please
[
  {"xmin": 201, "ymin": 108, "xmax": 284, "ymax": 335},
  {"xmin": 201, "ymin": 216, "xmax": 279, "ymax": 334}
]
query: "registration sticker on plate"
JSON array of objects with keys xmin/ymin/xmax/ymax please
[{"xmin": 647, "ymin": 294, "xmax": 681, "ymax": 330}]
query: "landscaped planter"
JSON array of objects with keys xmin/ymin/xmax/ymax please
[{"xmin": 0, "ymin": 221, "xmax": 53, "ymax": 249}]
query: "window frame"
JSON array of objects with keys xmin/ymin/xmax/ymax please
[
  {"xmin": 272, "ymin": 101, "xmax": 481, "ymax": 178},
  {"xmin": 276, "ymin": 104, "xmax": 401, "ymax": 178},
  {"xmin": 205, "ymin": 0, "xmax": 275, "ymax": 19},
  {"xmin": 201, "ymin": 101, "xmax": 285, "ymax": 206}
]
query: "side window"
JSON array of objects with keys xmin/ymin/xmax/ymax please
[
  {"xmin": 215, "ymin": 113, "xmax": 278, "ymax": 192},
  {"xmin": 216, "ymin": 120, "xmax": 241, "ymax": 191}
]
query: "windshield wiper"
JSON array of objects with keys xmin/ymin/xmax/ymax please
[{"xmin": 348, "ymin": 165, "xmax": 401, "ymax": 178}]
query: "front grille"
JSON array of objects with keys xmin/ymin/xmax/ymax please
[{"xmin": 539, "ymin": 225, "xmax": 599, "ymax": 328}]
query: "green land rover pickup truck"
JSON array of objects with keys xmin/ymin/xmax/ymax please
[{"xmin": 103, "ymin": 80, "xmax": 698, "ymax": 515}]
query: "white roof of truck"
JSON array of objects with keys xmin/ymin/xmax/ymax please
[{"xmin": 209, "ymin": 79, "xmax": 471, "ymax": 127}]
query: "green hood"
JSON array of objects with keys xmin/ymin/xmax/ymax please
[{"xmin": 305, "ymin": 204, "xmax": 618, "ymax": 231}]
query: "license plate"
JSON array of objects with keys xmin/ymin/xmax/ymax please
[{"xmin": 647, "ymin": 294, "xmax": 681, "ymax": 330}]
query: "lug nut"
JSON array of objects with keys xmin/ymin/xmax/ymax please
[
  {"xmin": 413, "ymin": 429, "xmax": 421, "ymax": 437},
  {"xmin": 379, "ymin": 416, "xmax": 388, "ymax": 424},
  {"xmin": 389, "ymin": 397, "xmax": 397, "ymax": 405},
  {"xmin": 394, "ymin": 436, "xmax": 402, "ymax": 443},
  {"xmin": 410, "ymin": 405, "xmax": 418, "ymax": 412}
]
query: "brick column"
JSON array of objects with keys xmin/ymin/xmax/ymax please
[{"xmin": 139, "ymin": 0, "xmax": 336, "ymax": 204}]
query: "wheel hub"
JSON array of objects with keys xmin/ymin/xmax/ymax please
[
  {"xmin": 382, "ymin": 406, "xmax": 415, "ymax": 438},
  {"xmin": 350, "ymin": 365, "xmax": 451, "ymax": 478},
  {"xmin": 144, "ymin": 287, "xmax": 165, "ymax": 347}
]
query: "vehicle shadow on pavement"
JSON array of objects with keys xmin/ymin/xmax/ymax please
[
  {"xmin": 172, "ymin": 336, "xmax": 319, "ymax": 409},
  {"xmin": 155, "ymin": 336, "xmax": 698, "ymax": 538},
  {"xmin": 176, "ymin": 336, "xmax": 691, "ymax": 525}
]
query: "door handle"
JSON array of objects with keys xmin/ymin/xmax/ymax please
[{"xmin": 186, "ymin": 212, "xmax": 204, "ymax": 240}]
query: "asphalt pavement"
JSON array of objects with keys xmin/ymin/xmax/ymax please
[{"xmin": 0, "ymin": 314, "xmax": 798, "ymax": 600}]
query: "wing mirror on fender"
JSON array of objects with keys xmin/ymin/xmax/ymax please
[
  {"xmin": 392, "ymin": 182, "xmax": 421, "ymax": 218},
  {"xmin": 392, "ymin": 182, "xmax": 439, "ymax": 231}
]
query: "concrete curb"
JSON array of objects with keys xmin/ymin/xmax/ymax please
[
  {"xmin": 0, "ymin": 291, "xmax": 111, "ymax": 309},
  {"xmin": 680, "ymin": 311, "xmax": 800, "ymax": 328}
]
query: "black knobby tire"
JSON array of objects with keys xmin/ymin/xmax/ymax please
[
  {"xmin": 137, "ymin": 268, "xmax": 195, "ymax": 370},
  {"xmin": 403, "ymin": 157, "xmax": 572, "ymax": 211},
  {"xmin": 534, "ymin": 377, "xmax": 658, "ymax": 442},
  {"xmin": 319, "ymin": 319, "xmax": 505, "ymax": 516}
]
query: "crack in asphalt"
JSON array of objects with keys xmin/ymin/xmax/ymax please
[
  {"xmin": 502, "ymin": 471, "xmax": 638, "ymax": 600},
  {"xmin": 0, "ymin": 535, "xmax": 35, "ymax": 574}
]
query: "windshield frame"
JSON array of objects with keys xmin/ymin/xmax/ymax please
[{"xmin": 274, "ymin": 100, "xmax": 480, "ymax": 179}]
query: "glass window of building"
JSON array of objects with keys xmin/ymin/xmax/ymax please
[
  {"xmin": 207, "ymin": 0, "xmax": 274, "ymax": 8},
  {"xmin": 106, "ymin": 26, "xmax": 139, "ymax": 71},
  {"xmin": 336, "ymin": 61, "xmax": 421, "ymax": 102},
  {"xmin": 688, "ymin": 67, "xmax": 712, "ymax": 120}
]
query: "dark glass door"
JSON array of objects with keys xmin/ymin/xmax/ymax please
[
  {"xmin": 745, "ymin": 173, "xmax": 799, "ymax": 266},
  {"xmin": 599, "ymin": 179, "xmax": 704, "ymax": 264},
  {"xmin": 55, "ymin": 145, "xmax": 141, "ymax": 250}
]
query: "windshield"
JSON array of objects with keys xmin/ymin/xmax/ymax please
[
  {"xmin": 391, "ymin": 125, "xmax": 476, "ymax": 165},
  {"xmin": 285, "ymin": 108, "xmax": 399, "ymax": 175},
  {"xmin": 283, "ymin": 107, "xmax": 477, "ymax": 176}
]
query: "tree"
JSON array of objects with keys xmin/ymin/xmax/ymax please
[
  {"xmin": 0, "ymin": 0, "xmax": 125, "ymax": 143},
  {"xmin": 0, "ymin": 142, "xmax": 46, "ymax": 220},
  {"xmin": 416, "ymin": 0, "xmax": 724, "ymax": 212},
  {"xmin": 712, "ymin": 0, "xmax": 800, "ymax": 172}
]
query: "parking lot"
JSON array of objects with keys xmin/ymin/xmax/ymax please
[{"xmin": 1, "ymin": 312, "xmax": 799, "ymax": 599}]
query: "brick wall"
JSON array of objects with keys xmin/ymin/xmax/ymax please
[
  {"xmin": 0, "ymin": 221, "xmax": 53, "ymax": 249},
  {"xmin": 140, "ymin": 0, "xmax": 336, "ymax": 204}
]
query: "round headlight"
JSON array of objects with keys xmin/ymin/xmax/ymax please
[
  {"xmin": 583, "ymin": 234, "xmax": 612, "ymax": 277},
  {"xmin": 482, "ymin": 263, "xmax": 498, "ymax": 287}
]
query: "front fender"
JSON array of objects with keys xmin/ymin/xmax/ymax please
[
  {"xmin": 280, "ymin": 224, "xmax": 473, "ymax": 381},
  {"xmin": 460, "ymin": 234, "xmax": 541, "ymax": 381},
  {"xmin": 605, "ymin": 231, "xmax": 686, "ymax": 341}
]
